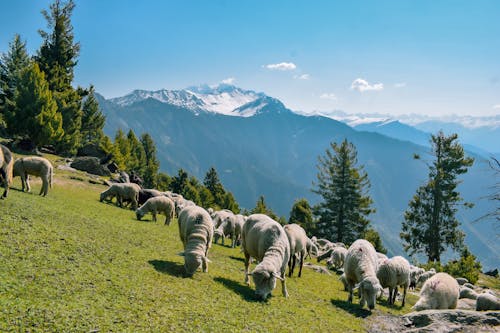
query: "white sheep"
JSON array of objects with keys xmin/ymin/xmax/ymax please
[
  {"xmin": 214, "ymin": 212, "xmax": 238, "ymax": 247},
  {"xmin": 476, "ymin": 292, "xmax": 500, "ymax": 311},
  {"xmin": 376, "ymin": 256, "xmax": 411, "ymax": 306},
  {"xmin": 13, "ymin": 156, "xmax": 53, "ymax": 196},
  {"xmin": 330, "ymin": 247, "xmax": 348, "ymax": 270},
  {"xmin": 409, "ymin": 265, "xmax": 425, "ymax": 290},
  {"xmin": 339, "ymin": 272, "xmax": 348, "ymax": 291},
  {"xmin": 135, "ymin": 196, "xmax": 175, "ymax": 225},
  {"xmin": 99, "ymin": 183, "xmax": 141, "ymax": 209},
  {"xmin": 242, "ymin": 214, "xmax": 290, "ymax": 300},
  {"xmin": 0, "ymin": 144, "xmax": 13, "ymax": 198},
  {"xmin": 305, "ymin": 238, "xmax": 319, "ymax": 259},
  {"xmin": 233, "ymin": 214, "xmax": 247, "ymax": 246},
  {"xmin": 344, "ymin": 239, "xmax": 383, "ymax": 310},
  {"xmin": 283, "ymin": 224, "xmax": 308, "ymax": 277},
  {"xmin": 177, "ymin": 205, "xmax": 214, "ymax": 277},
  {"xmin": 413, "ymin": 272, "xmax": 460, "ymax": 311},
  {"xmin": 416, "ymin": 269, "xmax": 436, "ymax": 288}
]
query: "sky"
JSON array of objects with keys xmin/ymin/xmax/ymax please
[{"xmin": 1, "ymin": 0, "xmax": 499, "ymax": 117}]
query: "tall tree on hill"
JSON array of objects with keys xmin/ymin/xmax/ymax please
[
  {"xmin": 401, "ymin": 131, "xmax": 474, "ymax": 262},
  {"xmin": 203, "ymin": 167, "xmax": 225, "ymax": 206},
  {"xmin": 251, "ymin": 195, "xmax": 279, "ymax": 221},
  {"xmin": 0, "ymin": 34, "xmax": 31, "ymax": 132},
  {"xmin": 171, "ymin": 169, "xmax": 188, "ymax": 194},
  {"xmin": 289, "ymin": 198, "xmax": 314, "ymax": 236},
  {"xmin": 12, "ymin": 62, "xmax": 63, "ymax": 146},
  {"xmin": 126, "ymin": 129, "xmax": 146, "ymax": 174},
  {"xmin": 140, "ymin": 133, "xmax": 159, "ymax": 188},
  {"xmin": 113, "ymin": 129, "xmax": 129, "ymax": 170},
  {"xmin": 221, "ymin": 192, "xmax": 240, "ymax": 214},
  {"xmin": 312, "ymin": 139, "xmax": 375, "ymax": 244},
  {"xmin": 37, "ymin": 0, "xmax": 82, "ymax": 154},
  {"xmin": 80, "ymin": 85, "xmax": 106, "ymax": 145}
]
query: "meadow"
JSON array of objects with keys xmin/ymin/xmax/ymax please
[{"xmin": 0, "ymin": 157, "xmax": 424, "ymax": 332}]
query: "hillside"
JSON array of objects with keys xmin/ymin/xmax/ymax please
[{"xmin": 0, "ymin": 157, "xmax": 420, "ymax": 332}]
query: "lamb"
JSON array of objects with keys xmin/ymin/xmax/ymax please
[
  {"xmin": 412, "ymin": 272, "xmax": 460, "ymax": 311},
  {"xmin": 177, "ymin": 205, "xmax": 214, "ymax": 277},
  {"xmin": 13, "ymin": 156, "xmax": 53, "ymax": 196},
  {"xmin": 242, "ymin": 214, "xmax": 290, "ymax": 300},
  {"xmin": 138, "ymin": 189, "xmax": 163, "ymax": 205},
  {"xmin": 283, "ymin": 224, "xmax": 308, "ymax": 277},
  {"xmin": 0, "ymin": 144, "xmax": 13, "ymax": 198},
  {"xmin": 135, "ymin": 196, "xmax": 175, "ymax": 225},
  {"xmin": 416, "ymin": 269, "xmax": 436, "ymax": 288},
  {"xmin": 214, "ymin": 213, "xmax": 238, "ymax": 247},
  {"xmin": 409, "ymin": 265, "xmax": 425, "ymax": 290},
  {"xmin": 344, "ymin": 239, "xmax": 383, "ymax": 310},
  {"xmin": 99, "ymin": 182, "xmax": 141, "ymax": 209},
  {"xmin": 476, "ymin": 292, "xmax": 500, "ymax": 311},
  {"xmin": 376, "ymin": 256, "xmax": 411, "ymax": 306},
  {"xmin": 329, "ymin": 247, "xmax": 348, "ymax": 270}
]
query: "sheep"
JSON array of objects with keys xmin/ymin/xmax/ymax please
[
  {"xmin": 0, "ymin": 144, "xmax": 13, "ymax": 198},
  {"xmin": 173, "ymin": 197, "xmax": 195, "ymax": 216},
  {"xmin": 233, "ymin": 214, "xmax": 246, "ymax": 246},
  {"xmin": 413, "ymin": 272, "xmax": 460, "ymax": 311},
  {"xmin": 305, "ymin": 238, "xmax": 319, "ymax": 259},
  {"xmin": 416, "ymin": 269, "xmax": 436, "ymax": 288},
  {"xmin": 339, "ymin": 272, "xmax": 349, "ymax": 291},
  {"xmin": 242, "ymin": 214, "xmax": 290, "ymax": 300},
  {"xmin": 99, "ymin": 182, "xmax": 141, "ymax": 209},
  {"xmin": 135, "ymin": 196, "xmax": 175, "ymax": 225},
  {"xmin": 283, "ymin": 224, "xmax": 308, "ymax": 277},
  {"xmin": 476, "ymin": 292, "xmax": 500, "ymax": 311},
  {"xmin": 344, "ymin": 239, "xmax": 383, "ymax": 310},
  {"xmin": 376, "ymin": 252, "xmax": 388, "ymax": 260},
  {"xmin": 138, "ymin": 188, "xmax": 163, "ymax": 205},
  {"xmin": 376, "ymin": 256, "xmax": 411, "ymax": 306},
  {"xmin": 409, "ymin": 266, "xmax": 425, "ymax": 290},
  {"xmin": 13, "ymin": 156, "xmax": 53, "ymax": 196},
  {"xmin": 214, "ymin": 213, "xmax": 238, "ymax": 247},
  {"xmin": 177, "ymin": 205, "xmax": 214, "ymax": 277},
  {"xmin": 330, "ymin": 247, "xmax": 348, "ymax": 270}
]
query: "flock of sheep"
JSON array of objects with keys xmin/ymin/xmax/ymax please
[{"xmin": 97, "ymin": 180, "xmax": 500, "ymax": 311}]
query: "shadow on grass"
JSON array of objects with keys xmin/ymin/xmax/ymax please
[
  {"xmin": 331, "ymin": 299, "xmax": 373, "ymax": 318},
  {"xmin": 148, "ymin": 259, "xmax": 185, "ymax": 278},
  {"xmin": 213, "ymin": 277, "xmax": 260, "ymax": 302},
  {"xmin": 229, "ymin": 255, "xmax": 245, "ymax": 263}
]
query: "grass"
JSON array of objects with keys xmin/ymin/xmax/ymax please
[{"xmin": 0, "ymin": 159, "xmax": 437, "ymax": 332}]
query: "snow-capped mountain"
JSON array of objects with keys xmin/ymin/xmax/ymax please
[{"xmin": 109, "ymin": 84, "xmax": 265, "ymax": 116}]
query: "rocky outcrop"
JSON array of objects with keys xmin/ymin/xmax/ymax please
[{"xmin": 70, "ymin": 157, "xmax": 110, "ymax": 176}]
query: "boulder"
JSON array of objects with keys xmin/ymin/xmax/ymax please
[
  {"xmin": 70, "ymin": 157, "xmax": 110, "ymax": 176},
  {"xmin": 456, "ymin": 277, "xmax": 468, "ymax": 286},
  {"xmin": 77, "ymin": 143, "xmax": 107, "ymax": 160},
  {"xmin": 460, "ymin": 286, "xmax": 478, "ymax": 300},
  {"xmin": 476, "ymin": 293, "xmax": 500, "ymax": 311},
  {"xmin": 463, "ymin": 283, "xmax": 475, "ymax": 290}
]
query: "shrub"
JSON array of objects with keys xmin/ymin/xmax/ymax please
[{"xmin": 443, "ymin": 247, "xmax": 482, "ymax": 284}]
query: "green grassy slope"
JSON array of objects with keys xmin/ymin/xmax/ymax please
[{"xmin": 0, "ymin": 163, "xmax": 418, "ymax": 332}]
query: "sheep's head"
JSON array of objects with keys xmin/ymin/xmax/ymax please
[
  {"xmin": 184, "ymin": 253, "xmax": 203, "ymax": 277},
  {"xmin": 135, "ymin": 209, "xmax": 145, "ymax": 221},
  {"xmin": 213, "ymin": 230, "xmax": 224, "ymax": 244},
  {"xmin": 249, "ymin": 268, "xmax": 282, "ymax": 301},
  {"xmin": 359, "ymin": 276, "xmax": 382, "ymax": 310}
]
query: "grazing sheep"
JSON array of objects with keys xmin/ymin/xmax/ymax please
[
  {"xmin": 312, "ymin": 237, "xmax": 333, "ymax": 251},
  {"xmin": 13, "ymin": 156, "xmax": 53, "ymax": 196},
  {"xmin": 376, "ymin": 256, "xmax": 411, "ymax": 306},
  {"xmin": 177, "ymin": 205, "xmax": 214, "ymax": 277},
  {"xmin": 413, "ymin": 272, "xmax": 460, "ymax": 311},
  {"xmin": 99, "ymin": 183, "xmax": 141, "ymax": 209},
  {"xmin": 305, "ymin": 238, "xmax": 319, "ymax": 259},
  {"xmin": 344, "ymin": 239, "xmax": 383, "ymax": 310},
  {"xmin": 242, "ymin": 214, "xmax": 290, "ymax": 300},
  {"xmin": 284, "ymin": 224, "xmax": 308, "ymax": 277},
  {"xmin": 214, "ymin": 213, "xmax": 238, "ymax": 247},
  {"xmin": 135, "ymin": 196, "xmax": 175, "ymax": 225},
  {"xmin": 173, "ymin": 197, "xmax": 195, "ymax": 216},
  {"xmin": 459, "ymin": 286, "xmax": 478, "ymax": 300},
  {"xmin": 476, "ymin": 292, "xmax": 500, "ymax": 311},
  {"xmin": 416, "ymin": 269, "xmax": 436, "ymax": 288},
  {"xmin": 339, "ymin": 272, "xmax": 349, "ymax": 291},
  {"xmin": 330, "ymin": 247, "xmax": 348, "ymax": 270},
  {"xmin": 376, "ymin": 252, "xmax": 388, "ymax": 260},
  {"xmin": 0, "ymin": 144, "xmax": 13, "ymax": 198},
  {"xmin": 138, "ymin": 189, "xmax": 163, "ymax": 205},
  {"xmin": 233, "ymin": 214, "xmax": 246, "ymax": 246},
  {"xmin": 409, "ymin": 266, "xmax": 425, "ymax": 290}
]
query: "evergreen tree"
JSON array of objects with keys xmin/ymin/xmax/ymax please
[
  {"xmin": 221, "ymin": 192, "xmax": 240, "ymax": 214},
  {"xmin": 203, "ymin": 167, "xmax": 226, "ymax": 206},
  {"xmin": 80, "ymin": 85, "xmax": 105, "ymax": 145},
  {"xmin": 401, "ymin": 131, "xmax": 474, "ymax": 262},
  {"xmin": 312, "ymin": 139, "xmax": 375, "ymax": 243},
  {"xmin": 363, "ymin": 228, "xmax": 387, "ymax": 254},
  {"xmin": 251, "ymin": 195, "xmax": 278, "ymax": 220},
  {"xmin": 156, "ymin": 172, "xmax": 172, "ymax": 192},
  {"xmin": 37, "ymin": 0, "xmax": 82, "ymax": 154},
  {"xmin": 113, "ymin": 129, "xmax": 129, "ymax": 170},
  {"xmin": 171, "ymin": 169, "xmax": 188, "ymax": 194},
  {"xmin": 12, "ymin": 62, "xmax": 63, "ymax": 146},
  {"xmin": 199, "ymin": 187, "xmax": 215, "ymax": 209},
  {"xmin": 0, "ymin": 34, "xmax": 31, "ymax": 132},
  {"xmin": 140, "ymin": 133, "xmax": 159, "ymax": 188},
  {"xmin": 289, "ymin": 198, "xmax": 315, "ymax": 236},
  {"xmin": 126, "ymin": 129, "xmax": 146, "ymax": 174}
]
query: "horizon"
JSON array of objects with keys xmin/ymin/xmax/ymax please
[{"xmin": 1, "ymin": 0, "xmax": 500, "ymax": 117}]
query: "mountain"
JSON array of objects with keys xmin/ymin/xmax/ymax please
[
  {"xmin": 353, "ymin": 120, "xmax": 431, "ymax": 147},
  {"xmin": 97, "ymin": 85, "xmax": 499, "ymax": 269}
]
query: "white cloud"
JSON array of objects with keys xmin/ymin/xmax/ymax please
[
  {"xmin": 264, "ymin": 62, "xmax": 297, "ymax": 71},
  {"xmin": 394, "ymin": 82, "xmax": 407, "ymax": 88},
  {"xmin": 320, "ymin": 93, "xmax": 337, "ymax": 101},
  {"xmin": 493, "ymin": 104, "xmax": 500, "ymax": 109},
  {"xmin": 294, "ymin": 74, "xmax": 310, "ymax": 80},
  {"xmin": 221, "ymin": 77, "xmax": 236, "ymax": 84},
  {"xmin": 350, "ymin": 78, "xmax": 384, "ymax": 92}
]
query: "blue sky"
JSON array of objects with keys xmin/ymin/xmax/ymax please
[{"xmin": 1, "ymin": 0, "xmax": 499, "ymax": 116}]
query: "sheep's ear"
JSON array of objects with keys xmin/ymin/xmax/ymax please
[{"xmin": 272, "ymin": 272, "xmax": 284, "ymax": 281}]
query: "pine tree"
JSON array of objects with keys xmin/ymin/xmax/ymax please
[
  {"xmin": 126, "ymin": 129, "xmax": 146, "ymax": 174},
  {"xmin": 401, "ymin": 131, "xmax": 474, "ymax": 262},
  {"xmin": 0, "ymin": 34, "xmax": 31, "ymax": 132},
  {"xmin": 12, "ymin": 62, "xmax": 63, "ymax": 146},
  {"xmin": 140, "ymin": 133, "xmax": 159, "ymax": 188},
  {"xmin": 363, "ymin": 228, "xmax": 387, "ymax": 254},
  {"xmin": 80, "ymin": 85, "xmax": 105, "ymax": 145},
  {"xmin": 113, "ymin": 129, "xmax": 129, "ymax": 170},
  {"xmin": 221, "ymin": 192, "xmax": 240, "ymax": 214},
  {"xmin": 289, "ymin": 198, "xmax": 315, "ymax": 236},
  {"xmin": 203, "ymin": 167, "xmax": 226, "ymax": 206},
  {"xmin": 251, "ymin": 195, "xmax": 278, "ymax": 220},
  {"xmin": 37, "ymin": 0, "xmax": 82, "ymax": 154},
  {"xmin": 171, "ymin": 169, "xmax": 188, "ymax": 195},
  {"xmin": 312, "ymin": 139, "xmax": 375, "ymax": 243}
]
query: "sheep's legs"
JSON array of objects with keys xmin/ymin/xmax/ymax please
[
  {"xmin": 298, "ymin": 252, "xmax": 304, "ymax": 277},
  {"xmin": 281, "ymin": 272, "xmax": 289, "ymax": 298},
  {"xmin": 401, "ymin": 285, "xmax": 407, "ymax": 307},
  {"xmin": 244, "ymin": 251, "xmax": 251, "ymax": 285},
  {"xmin": 0, "ymin": 168, "xmax": 7, "ymax": 198}
]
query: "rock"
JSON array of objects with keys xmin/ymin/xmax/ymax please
[
  {"xmin": 476, "ymin": 293, "xmax": 500, "ymax": 311},
  {"xmin": 456, "ymin": 277, "xmax": 468, "ymax": 285},
  {"xmin": 484, "ymin": 269, "xmax": 498, "ymax": 277},
  {"xmin": 460, "ymin": 286, "xmax": 478, "ymax": 300},
  {"xmin": 70, "ymin": 157, "xmax": 110, "ymax": 176},
  {"xmin": 77, "ymin": 143, "xmax": 107, "ymax": 159},
  {"xmin": 463, "ymin": 283, "xmax": 475, "ymax": 290},
  {"xmin": 57, "ymin": 165, "xmax": 77, "ymax": 172},
  {"xmin": 368, "ymin": 310, "xmax": 500, "ymax": 333},
  {"xmin": 457, "ymin": 298, "xmax": 476, "ymax": 310}
]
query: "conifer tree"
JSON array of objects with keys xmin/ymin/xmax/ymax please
[
  {"xmin": 12, "ymin": 62, "xmax": 63, "ymax": 146},
  {"xmin": 80, "ymin": 85, "xmax": 105, "ymax": 145},
  {"xmin": 171, "ymin": 169, "xmax": 188, "ymax": 195},
  {"xmin": 203, "ymin": 167, "xmax": 226, "ymax": 206},
  {"xmin": 312, "ymin": 139, "xmax": 375, "ymax": 243},
  {"xmin": 140, "ymin": 133, "xmax": 159, "ymax": 188},
  {"xmin": 126, "ymin": 129, "xmax": 146, "ymax": 174},
  {"xmin": 401, "ymin": 131, "xmax": 473, "ymax": 262},
  {"xmin": 221, "ymin": 192, "xmax": 240, "ymax": 214},
  {"xmin": 251, "ymin": 195, "xmax": 278, "ymax": 220},
  {"xmin": 113, "ymin": 129, "xmax": 129, "ymax": 170},
  {"xmin": 289, "ymin": 198, "xmax": 314, "ymax": 235}
]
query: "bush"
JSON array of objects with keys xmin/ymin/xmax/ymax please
[{"xmin": 443, "ymin": 247, "xmax": 482, "ymax": 284}]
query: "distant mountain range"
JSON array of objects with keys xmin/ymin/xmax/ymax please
[{"xmin": 97, "ymin": 84, "xmax": 499, "ymax": 269}]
